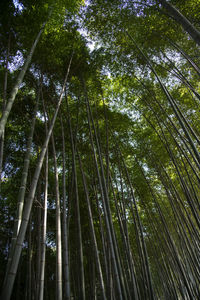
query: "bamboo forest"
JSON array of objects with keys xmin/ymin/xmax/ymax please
[{"xmin": 1, "ymin": 0, "xmax": 200, "ymax": 299}]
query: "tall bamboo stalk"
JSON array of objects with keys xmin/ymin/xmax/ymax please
[
  {"xmin": 82, "ymin": 78, "xmax": 125, "ymax": 299},
  {"xmin": 0, "ymin": 19, "xmax": 48, "ymax": 138},
  {"xmin": 65, "ymin": 96, "xmax": 85, "ymax": 300},
  {"xmin": 78, "ymin": 151, "xmax": 107, "ymax": 300},
  {"xmin": 38, "ymin": 151, "xmax": 48, "ymax": 300},
  {"xmin": 0, "ymin": 33, "xmax": 10, "ymax": 186},
  {"xmin": 0, "ymin": 59, "xmax": 72, "ymax": 300},
  {"xmin": 159, "ymin": 0, "xmax": 200, "ymax": 46},
  {"xmin": 38, "ymin": 94, "xmax": 49, "ymax": 300},
  {"xmin": 51, "ymin": 133, "xmax": 63, "ymax": 300},
  {"xmin": 4, "ymin": 88, "xmax": 40, "ymax": 283},
  {"xmin": 60, "ymin": 116, "xmax": 70, "ymax": 300}
]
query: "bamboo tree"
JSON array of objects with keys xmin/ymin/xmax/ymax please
[
  {"xmin": 28, "ymin": 214, "xmax": 33, "ymax": 300},
  {"xmin": 65, "ymin": 95, "xmax": 85, "ymax": 300},
  {"xmin": 115, "ymin": 145, "xmax": 155, "ymax": 300},
  {"xmin": 126, "ymin": 31, "xmax": 200, "ymax": 168},
  {"xmin": 93, "ymin": 181, "xmax": 110, "ymax": 295},
  {"xmin": 0, "ymin": 33, "xmax": 10, "ymax": 186},
  {"xmin": 38, "ymin": 151, "xmax": 48, "ymax": 300},
  {"xmin": 136, "ymin": 159, "xmax": 198, "ymax": 299},
  {"xmin": 82, "ymin": 79, "xmax": 127, "ymax": 299},
  {"xmin": 159, "ymin": 0, "xmax": 200, "ymax": 46},
  {"xmin": 161, "ymin": 174, "xmax": 200, "ymax": 279},
  {"xmin": 78, "ymin": 151, "xmax": 107, "ymax": 300},
  {"xmin": 168, "ymin": 39, "xmax": 200, "ymax": 77},
  {"xmin": 0, "ymin": 19, "xmax": 48, "ymax": 138},
  {"xmin": 38, "ymin": 92, "xmax": 49, "ymax": 300},
  {"xmin": 60, "ymin": 116, "xmax": 70, "ymax": 300},
  {"xmin": 4, "ymin": 88, "xmax": 40, "ymax": 283},
  {"xmin": 110, "ymin": 174, "xmax": 139, "ymax": 300},
  {"xmin": 159, "ymin": 50, "xmax": 200, "ymax": 106},
  {"xmin": 0, "ymin": 58, "xmax": 72, "ymax": 300},
  {"xmin": 2, "ymin": 1, "xmax": 200, "ymax": 298},
  {"xmin": 51, "ymin": 133, "xmax": 63, "ymax": 300},
  {"xmin": 35, "ymin": 179, "xmax": 42, "ymax": 299}
]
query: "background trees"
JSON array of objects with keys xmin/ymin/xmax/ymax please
[{"xmin": 0, "ymin": 0, "xmax": 200, "ymax": 299}]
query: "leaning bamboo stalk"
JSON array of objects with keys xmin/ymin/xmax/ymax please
[
  {"xmin": 4, "ymin": 89, "xmax": 40, "ymax": 283},
  {"xmin": 132, "ymin": 75, "xmax": 200, "ymax": 173},
  {"xmin": 161, "ymin": 176, "xmax": 200, "ymax": 278},
  {"xmin": 168, "ymin": 39, "xmax": 200, "ymax": 77},
  {"xmin": 139, "ymin": 158, "xmax": 200, "ymax": 291},
  {"xmin": 0, "ymin": 19, "xmax": 48, "ymax": 138},
  {"xmin": 138, "ymin": 161, "xmax": 196, "ymax": 299},
  {"xmin": 126, "ymin": 32, "xmax": 200, "ymax": 167},
  {"xmin": 0, "ymin": 59, "xmax": 72, "ymax": 300},
  {"xmin": 160, "ymin": 50, "xmax": 200, "ymax": 106},
  {"xmin": 159, "ymin": 0, "xmax": 200, "ymax": 46},
  {"xmin": 0, "ymin": 33, "xmax": 10, "ymax": 186}
]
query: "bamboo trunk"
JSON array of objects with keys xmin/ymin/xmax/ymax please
[
  {"xmin": 0, "ymin": 60, "xmax": 72, "ymax": 300},
  {"xmin": 159, "ymin": 0, "xmax": 200, "ymax": 46},
  {"xmin": 52, "ymin": 133, "xmax": 63, "ymax": 300}
]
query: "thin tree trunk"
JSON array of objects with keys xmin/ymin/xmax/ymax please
[
  {"xmin": 38, "ymin": 151, "xmax": 48, "ymax": 300},
  {"xmin": 16, "ymin": 256, "xmax": 22, "ymax": 300},
  {"xmin": 60, "ymin": 116, "xmax": 70, "ymax": 300},
  {"xmin": 138, "ymin": 160, "xmax": 196, "ymax": 299},
  {"xmin": 108, "ymin": 248, "xmax": 113, "ymax": 300},
  {"xmin": 118, "ymin": 149, "xmax": 155, "ymax": 300},
  {"xmin": 126, "ymin": 31, "xmax": 200, "ymax": 168},
  {"xmin": 0, "ymin": 58, "xmax": 72, "ymax": 300},
  {"xmin": 38, "ymin": 87, "xmax": 49, "ymax": 300},
  {"xmin": 51, "ymin": 133, "xmax": 63, "ymax": 300},
  {"xmin": 82, "ymin": 79, "xmax": 125, "ymax": 300},
  {"xmin": 65, "ymin": 96, "xmax": 85, "ymax": 300},
  {"xmin": 78, "ymin": 151, "xmax": 107, "ymax": 300},
  {"xmin": 0, "ymin": 33, "xmax": 10, "ymax": 186},
  {"xmin": 168, "ymin": 39, "xmax": 200, "ymax": 76},
  {"xmin": 110, "ymin": 174, "xmax": 139, "ymax": 300},
  {"xmin": 94, "ymin": 183, "xmax": 109, "ymax": 296},
  {"xmin": 4, "ymin": 88, "xmax": 40, "ymax": 283},
  {"xmin": 36, "ymin": 181, "xmax": 42, "ymax": 300},
  {"xmin": 159, "ymin": 0, "xmax": 200, "ymax": 46},
  {"xmin": 28, "ymin": 214, "xmax": 33, "ymax": 300},
  {"xmin": 102, "ymin": 98, "xmax": 109, "ymax": 189},
  {"xmin": 0, "ymin": 20, "xmax": 48, "ymax": 138}
]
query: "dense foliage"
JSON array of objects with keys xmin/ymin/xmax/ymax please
[{"xmin": 0, "ymin": 0, "xmax": 200, "ymax": 299}]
